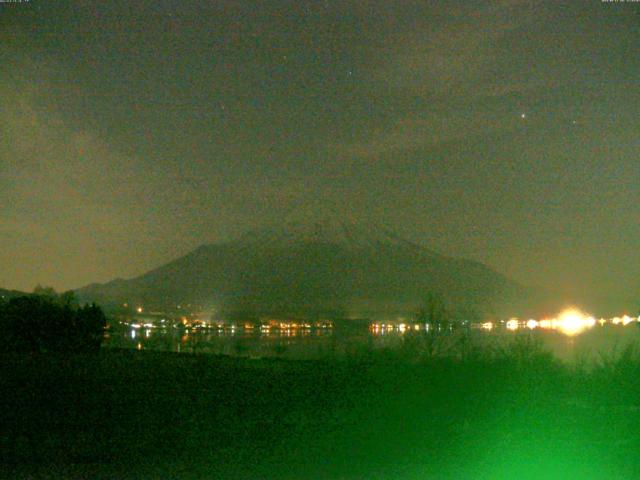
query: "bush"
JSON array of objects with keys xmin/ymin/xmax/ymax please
[{"xmin": 0, "ymin": 292, "xmax": 106, "ymax": 353}]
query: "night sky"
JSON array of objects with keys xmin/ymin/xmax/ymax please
[{"xmin": 1, "ymin": 1, "xmax": 638, "ymax": 308}]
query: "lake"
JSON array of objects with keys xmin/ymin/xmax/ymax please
[{"xmin": 103, "ymin": 319, "xmax": 640, "ymax": 363}]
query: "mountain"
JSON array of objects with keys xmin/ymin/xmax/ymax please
[{"xmin": 75, "ymin": 219, "xmax": 549, "ymax": 320}]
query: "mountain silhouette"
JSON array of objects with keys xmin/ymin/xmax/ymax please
[{"xmin": 76, "ymin": 218, "xmax": 544, "ymax": 320}]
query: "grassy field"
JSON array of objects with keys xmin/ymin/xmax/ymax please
[{"xmin": 1, "ymin": 337, "xmax": 640, "ymax": 479}]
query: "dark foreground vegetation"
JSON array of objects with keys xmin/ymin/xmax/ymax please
[
  {"xmin": 0, "ymin": 289, "xmax": 106, "ymax": 353},
  {"xmin": 2, "ymin": 336, "xmax": 640, "ymax": 480}
]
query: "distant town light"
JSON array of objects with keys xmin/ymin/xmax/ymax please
[
  {"xmin": 539, "ymin": 319, "xmax": 552, "ymax": 329},
  {"xmin": 556, "ymin": 308, "xmax": 595, "ymax": 337}
]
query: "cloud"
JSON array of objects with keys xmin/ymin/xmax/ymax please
[
  {"xmin": 332, "ymin": 108, "xmax": 517, "ymax": 159},
  {"xmin": 372, "ymin": 2, "xmax": 540, "ymax": 96},
  {"xmin": 0, "ymin": 66, "xmax": 162, "ymax": 289},
  {"xmin": 330, "ymin": 1, "xmax": 558, "ymax": 159}
]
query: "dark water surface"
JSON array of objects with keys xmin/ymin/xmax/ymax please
[{"xmin": 104, "ymin": 322, "xmax": 640, "ymax": 362}]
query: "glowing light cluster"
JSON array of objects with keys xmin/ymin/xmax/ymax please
[
  {"xmin": 556, "ymin": 309, "xmax": 594, "ymax": 336},
  {"xmin": 611, "ymin": 315, "xmax": 634, "ymax": 326},
  {"xmin": 504, "ymin": 308, "xmax": 625, "ymax": 337},
  {"xmin": 365, "ymin": 309, "xmax": 638, "ymax": 338},
  {"xmin": 506, "ymin": 318, "xmax": 519, "ymax": 331}
]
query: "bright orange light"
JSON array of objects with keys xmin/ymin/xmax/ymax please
[{"xmin": 557, "ymin": 308, "xmax": 593, "ymax": 336}]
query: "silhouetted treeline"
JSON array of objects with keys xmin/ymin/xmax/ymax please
[{"xmin": 0, "ymin": 287, "xmax": 106, "ymax": 353}]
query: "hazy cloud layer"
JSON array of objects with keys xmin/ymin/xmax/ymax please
[{"xmin": 1, "ymin": 1, "xmax": 638, "ymax": 310}]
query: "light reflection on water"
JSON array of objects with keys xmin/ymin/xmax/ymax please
[{"xmin": 104, "ymin": 322, "xmax": 640, "ymax": 362}]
